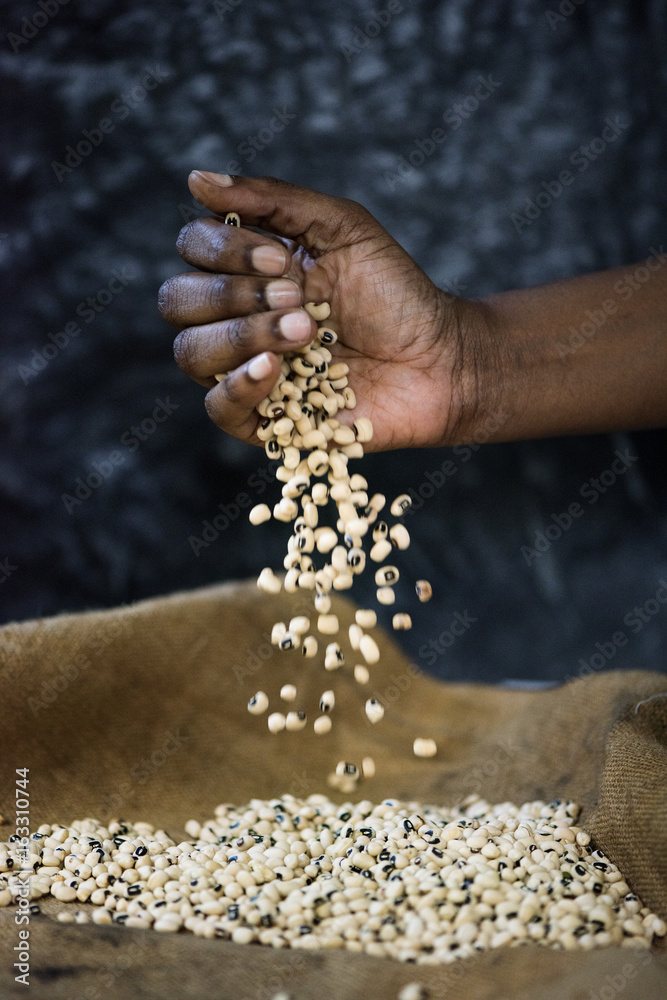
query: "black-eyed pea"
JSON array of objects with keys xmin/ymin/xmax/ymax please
[
  {"xmin": 314, "ymin": 593, "xmax": 331, "ymax": 614},
  {"xmin": 265, "ymin": 439, "xmax": 283, "ymax": 461},
  {"xmin": 390, "ymin": 494, "xmax": 412, "ymax": 517},
  {"xmin": 319, "ymin": 690, "xmax": 335, "ymax": 713},
  {"xmin": 256, "ymin": 418, "xmax": 274, "ymax": 442},
  {"xmin": 372, "ymin": 521, "xmax": 388, "ymax": 541},
  {"xmin": 282, "ymin": 446, "xmax": 300, "ymax": 470},
  {"xmin": 249, "ymin": 504, "xmax": 271, "ymax": 525},
  {"xmin": 389, "ymin": 524, "xmax": 410, "ymax": 550},
  {"xmin": 376, "ymin": 587, "xmax": 395, "ymax": 605},
  {"xmin": 413, "ymin": 738, "xmax": 437, "ymax": 758},
  {"xmin": 314, "ymin": 571, "xmax": 333, "ymax": 593},
  {"xmin": 360, "ymin": 635, "xmax": 380, "ymax": 665},
  {"xmin": 315, "ymin": 527, "xmax": 338, "ymax": 553},
  {"xmin": 282, "ymin": 475, "xmax": 310, "ymax": 500},
  {"xmin": 317, "ymin": 326, "xmax": 337, "ymax": 346},
  {"xmin": 355, "ymin": 609, "xmax": 377, "ymax": 629},
  {"xmin": 266, "ymin": 401, "xmax": 286, "ymax": 419},
  {"xmin": 347, "ymin": 547, "xmax": 366, "ymax": 574},
  {"xmin": 317, "ymin": 614, "xmax": 339, "ymax": 635},
  {"xmin": 365, "ymin": 698, "xmax": 384, "ymax": 723},
  {"xmin": 279, "ymin": 632, "xmax": 299, "ymax": 651},
  {"xmin": 311, "ymin": 482, "xmax": 329, "ymax": 505},
  {"xmin": 392, "ymin": 614, "xmax": 412, "ymax": 631},
  {"xmin": 247, "ymin": 692, "xmax": 269, "ymax": 715},
  {"xmin": 415, "ymin": 580, "xmax": 433, "ymax": 602},
  {"xmin": 285, "ymin": 711, "xmax": 307, "ymax": 732},
  {"xmin": 361, "ymin": 757, "xmax": 376, "ymax": 778},
  {"xmin": 257, "ymin": 568, "xmax": 282, "ymax": 593},
  {"xmin": 271, "ymin": 622, "xmax": 287, "ymax": 645},
  {"xmin": 331, "ymin": 546, "xmax": 348, "ymax": 572},
  {"xmin": 304, "ymin": 301, "xmax": 331, "ymax": 321},
  {"xmin": 307, "ymin": 450, "xmax": 329, "ymax": 476},
  {"xmin": 375, "ymin": 566, "xmax": 399, "ymax": 587},
  {"xmin": 370, "ymin": 540, "xmax": 392, "ymax": 562},
  {"xmin": 348, "ymin": 624, "xmax": 363, "ymax": 650},
  {"xmin": 323, "ymin": 397, "xmax": 339, "ymax": 417},
  {"xmin": 301, "ymin": 635, "xmax": 318, "ymax": 658},
  {"xmin": 353, "ymin": 418, "xmax": 373, "ymax": 443},
  {"xmin": 354, "ymin": 664, "xmax": 370, "ymax": 685},
  {"xmin": 267, "ymin": 713, "xmax": 286, "ymax": 734},
  {"xmin": 296, "ymin": 528, "xmax": 315, "ymax": 553},
  {"xmin": 333, "ymin": 426, "xmax": 356, "ymax": 446}
]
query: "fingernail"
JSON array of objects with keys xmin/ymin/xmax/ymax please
[
  {"xmin": 266, "ymin": 279, "xmax": 301, "ymax": 309},
  {"xmin": 247, "ymin": 352, "xmax": 273, "ymax": 381},
  {"xmin": 252, "ymin": 244, "xmax": 288, "ymax": 276},
  {"xmin": 279, "ymin": 310, "xmax": 312, "ymax": 341},
  {"xmin": 189, "ymin": 170, "xmax": 233, "ymax": 187}
]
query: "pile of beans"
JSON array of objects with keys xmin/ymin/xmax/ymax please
[
  {"xmin": 1, "ymin": 794, "xmax": 663, "ymax": 959},
  {"xmin": 221, "ymin": 222, "xmax": 435, "ymax": 782}
]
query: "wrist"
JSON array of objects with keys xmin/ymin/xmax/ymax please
[{"xmin": 436, "ymin": 292, "xmax": 512, "ymax": 448}]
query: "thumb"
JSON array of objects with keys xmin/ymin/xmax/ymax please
[{"xmin": 187, "ymin": 171, "xmax": 374, "ymax": 257}]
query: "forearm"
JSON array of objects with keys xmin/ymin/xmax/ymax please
[{"xmin": 463, "ymin": 249, "xmax": 667, "ymax": 444}]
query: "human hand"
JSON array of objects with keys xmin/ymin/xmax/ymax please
[{"xmin": 158, "ymin": 172, "xmax": 485, "ymax": 451}]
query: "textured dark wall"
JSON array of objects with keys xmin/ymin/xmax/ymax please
[{"xmin": 1, "ymin": 0, "xmax": 666, "ymax": 684}]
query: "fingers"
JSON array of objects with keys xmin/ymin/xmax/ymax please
[
  {"xmin": 187, "ymin": 171, "xmax": 377, "ymax": 257},
  {"xmin": 173, "ymin": 308, "xmax": 315, "ymax": 387},
  {"xmin": 158, "ymin": 272, "xmax": 302, "ymax": 327},
  {"xmin": 204, "ymin": 352, "xmax": 280, "ymax": 443},
  {"xmin": 176, "ymin": 215, "xmax": 291, "ymax": 276}
]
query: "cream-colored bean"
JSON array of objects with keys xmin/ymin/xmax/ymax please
[{"xmin": 304, "ymin": 301, "xmax": 331, "ymax": 321}]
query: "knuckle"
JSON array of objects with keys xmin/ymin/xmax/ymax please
[
  {"xmin": 226, "ymin": 317, "xmax": 249, "ymax": 352},
  {"xmin": 204, "ymin": 274, "xmax": 228, "ymax": 311}
]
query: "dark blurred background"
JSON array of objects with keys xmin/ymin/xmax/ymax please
[{"xmin": 1, "ymin": 0, "xmax": 665, "ymax": 685}]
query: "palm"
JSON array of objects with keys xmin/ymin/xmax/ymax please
[{"xmin": 284, "ymin": 236, "xmax": 454, "ymax": 451}]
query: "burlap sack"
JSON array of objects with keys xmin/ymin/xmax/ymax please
[{"xmin": 1, "ymin": 581, "xmax": 665, "ymax": 999}]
